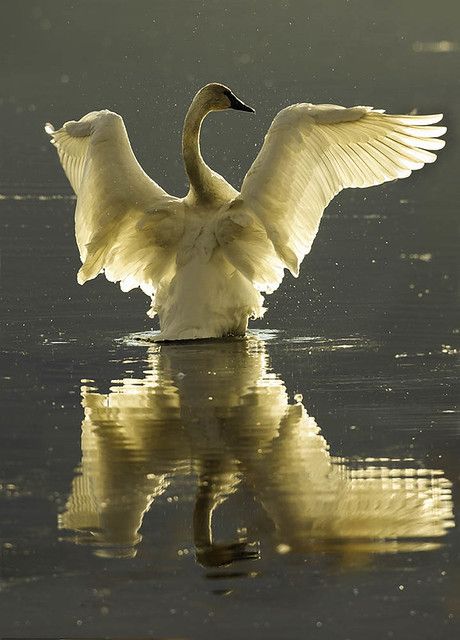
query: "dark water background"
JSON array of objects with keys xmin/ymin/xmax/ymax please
[{"xmin": 0, "ymin": 1, "xmax": 458, "ymax": 638}]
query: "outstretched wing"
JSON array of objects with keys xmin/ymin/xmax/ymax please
[
  {"xmin": 46, "ymin": 110, "xmax": 183, "ymax": 299},
  {"xmin": 217, "ymin": 104, "xmax": 446, "ymax": 292}
]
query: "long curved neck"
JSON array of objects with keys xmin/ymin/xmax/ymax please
[{"xmin": 182, "ymin": 97, "xmax": 214, "ymax": 202}]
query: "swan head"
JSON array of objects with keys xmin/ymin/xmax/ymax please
[{"xmin": 196, "ymin": 83, "xmax": 255, "ymax": 114}]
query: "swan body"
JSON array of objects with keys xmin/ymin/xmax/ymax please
[{"xmin": 46, "ymin": 83, "xmax": 446, "ymax": 340}]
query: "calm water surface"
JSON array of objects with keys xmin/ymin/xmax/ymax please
[{"xmin": 1, "ymin": 1, "xmax": 459, "ymax": 638}]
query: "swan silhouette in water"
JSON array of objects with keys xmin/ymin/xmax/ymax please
[
  {"xmin": 46, "ymin": 84, "xmax": 446, "ymax": 340},
  {"xmin": 60, "ymin": 337, "xmax": 454, "ymax": 564}
]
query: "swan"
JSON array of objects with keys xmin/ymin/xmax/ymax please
[{"xmin": 45, "ymin": 83, "xmax": 446, "ymax": 340}]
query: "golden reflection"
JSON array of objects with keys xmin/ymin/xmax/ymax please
[{"xmin": 60, "ymin": 337, "xmax": 454, "ymax": 564}]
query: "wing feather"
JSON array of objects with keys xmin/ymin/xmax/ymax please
[
  {"xmin": 222, "ymin": 103, "xmax": 446, "ymax": 288},
  {"xmin": 46, "ymin": 111, "xmax": 183, "ymax": 303}
]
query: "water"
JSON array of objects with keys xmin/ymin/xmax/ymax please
[{"xmin": 1, "ymin": 1, "xmax": 459, "ymax": 638}]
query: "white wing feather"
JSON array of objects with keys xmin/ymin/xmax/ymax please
[
  {"xmin": 218, "ymin": 104, "xmax": 446, "ymax": 291},
  {"xmin": 46, "ymin": 110, "xmax": 183, "ymax": 297}
]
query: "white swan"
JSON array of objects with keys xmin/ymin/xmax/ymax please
[{"xmin": 46, "ymin": 83, "xmax": 446, "ymax": 340}]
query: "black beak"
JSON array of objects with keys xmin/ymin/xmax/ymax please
[{"xmin": 228, "ymin": 91, "xmax": 255, "ymax": 113}]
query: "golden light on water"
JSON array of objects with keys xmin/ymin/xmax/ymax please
[{"xmin": 412, "ymin": 40, "xmax": 459, "ymax": 53}]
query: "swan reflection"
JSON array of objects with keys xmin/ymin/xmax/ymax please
[{"xmin": 60, "ymin": 337, "xmax": 454, "ymax": 564}]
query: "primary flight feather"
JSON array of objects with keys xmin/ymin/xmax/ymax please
[{"xmin": 46, "ymin": 83, "xmax": 446, "ymax": 340}]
